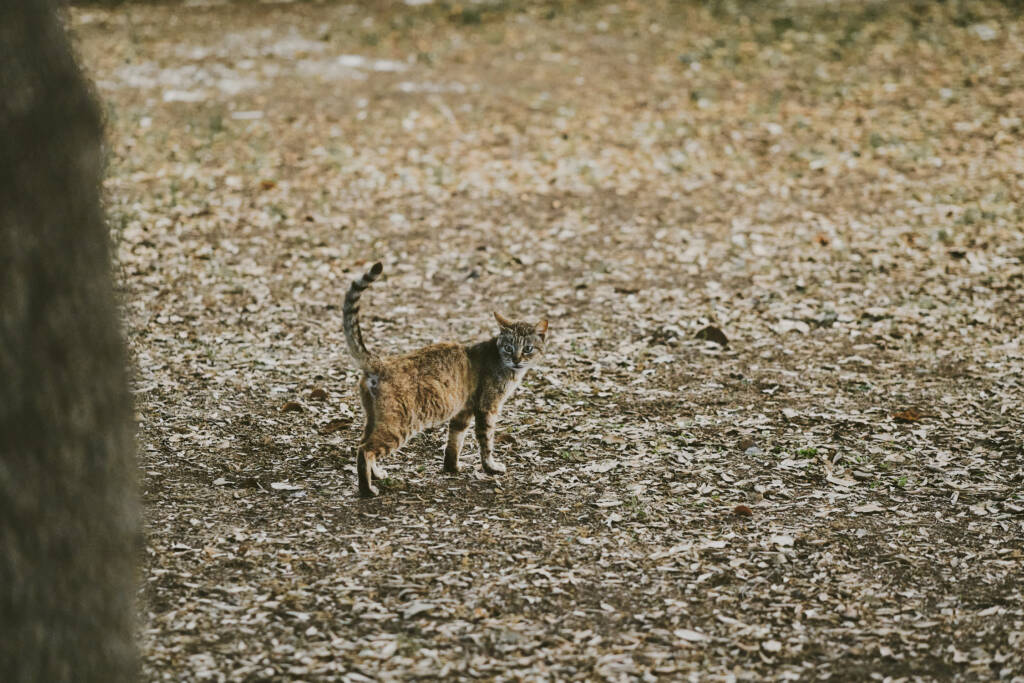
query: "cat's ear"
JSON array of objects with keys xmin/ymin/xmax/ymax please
[
  {"xmin": 494, "ymin": 312, "xmax": 514, "ymax": 330},
  {"xmin": 535, "ymin": 319, "xmax": 548, "ymax": 339}
]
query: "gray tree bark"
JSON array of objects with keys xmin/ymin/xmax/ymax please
[{"xmin": 0, "ymin": 1, "xmax": 138, "ymax": 681}]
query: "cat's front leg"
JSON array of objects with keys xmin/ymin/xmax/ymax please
[
  {"xmin": 474, "ymin": 410, "xmax": 506, "ymax": 475},
  {"xmin": 357, "ymin": 448, "xmax": 380, "ymax": 497}
]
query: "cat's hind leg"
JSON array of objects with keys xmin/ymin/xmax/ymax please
[
  {"xmin": 475, "ymin": 410, "xmax": 506, "ymax": 475},
  {"xmin": 358, "ymin": 386, "xmax": 389, "ymax": 485},
  {"xmin": 444, "ymin": 409, "xmax": 473, "ymax": 474}
]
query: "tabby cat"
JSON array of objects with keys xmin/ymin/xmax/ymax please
[{"xmin": 343, "ymin": 262, "xmax": 548, "ymax": 497}]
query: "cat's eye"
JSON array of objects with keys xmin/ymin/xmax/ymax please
[
  {"xmin": 523, "ymin": 344, "xmax": 534, "ymax": 354},
  {"xmin": 502, "ymin": 343, "xmax": 513, "ymax": 353}
]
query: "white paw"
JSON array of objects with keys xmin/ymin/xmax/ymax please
[{"xmin": 483, "ymin": 458, "xmax": 506, "ymax": 475}]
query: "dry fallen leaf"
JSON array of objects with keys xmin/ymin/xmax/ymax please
[
  {"xmin": 892, "ymin": 408, "xmax": 926, "ymax": 422},
  {"xmin": 674, "ymin": 628, "xmax": 709, "ymax": 642},
  {"xmin": 320, "ymin": 418, "xmax": 352, "ymax": 434},
  {"xmin": 695, "ymin": 325, "xmax": 729, "ymax": 347},
  {"xmin": 495, "ymin": 432, "xmax": 519, "ymax": 446},
  {"xmin": 402, "ymin": 602, "xmax": 435, "ymax": 619},
  {"xmin": 733, "ymin": 504, "xmax": 753, "ymax": 517}
]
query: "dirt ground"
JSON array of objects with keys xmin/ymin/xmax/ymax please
[{"xmin": 71, "ymin": 0, "xmax": 1023, "ymax": 680}]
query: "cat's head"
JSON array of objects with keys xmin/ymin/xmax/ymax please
[{"xmin": 494, "ymin": 312, "xmax": 548, "ymax": 372}]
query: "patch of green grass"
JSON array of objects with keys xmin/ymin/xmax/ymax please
[
  {"xmin": 379, "ymin": 476, "xmax": 402, "ymax": 490},
  {"xmin": 625, "ymin": 495, "xmax": 648, "ymax": 520},
  {"xmin": 797, "ymin": 447, "xmax": 819, "ymax": 458},
  {"xmin": 558, "ymin": 450, "xmax": 584, "ymax": 463},
  {"xmin": 771, "ymin": 15, "xmax": 795, "ymax": 37},
  {"xmin": 957, "ymin": 208, "xmax": 978, "ymax": 225},
  {"xmin": 458, "ymin": 7, "xmax": 482, "ymax": 25}
]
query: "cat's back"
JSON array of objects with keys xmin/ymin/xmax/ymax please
[
  {"xmin": 383, "ymin": 341, "xmax": 471, "ymax": 381},
  {"xmin": 374, "ymin": 342, "xmax": 474, "ymax": 423}
]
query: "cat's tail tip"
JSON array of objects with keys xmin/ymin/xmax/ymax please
[{"xmin": 344, "ymin": 261, "xmax": 384, "ymax": 371}]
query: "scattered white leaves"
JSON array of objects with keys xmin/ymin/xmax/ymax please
[
  {"xmin": 79, "ymin": 1, "xmax": 1024, "ymax": 680},
  {"xmin": 401, "ymin": 602, "xmax": 435, "ymax": 619},
  {"xmin": 774, "ymin": 320, "xmax": 810, "ymax": 335},
  {"xmin": 674, "ymin": 629, "xmax": 709, "ymax": 642},
  {"xmin": 970, "ymin": 23, "xmax": 998, "ymax": 41}
]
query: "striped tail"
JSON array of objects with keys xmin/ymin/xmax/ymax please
[{"xmin": 343, "ymin": 262, "xmax": 384, "ymax": 371}]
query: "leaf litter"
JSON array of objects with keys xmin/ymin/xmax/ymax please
[{"xmin": 72, "ymin": 0, "xmax": 1024, "ymax": 680}]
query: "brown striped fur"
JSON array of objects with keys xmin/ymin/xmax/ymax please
[{"xmin": 342, "ymin": 263, "xmax": 548, "ymax": 497}]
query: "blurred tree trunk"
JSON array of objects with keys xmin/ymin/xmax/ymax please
[{"xmin": 0, "ymin": 1, "xmax": 138, "ymax": 682}]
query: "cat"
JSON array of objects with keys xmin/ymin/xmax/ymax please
[{"xmin": 343, "ymin": 262, "xmax": 548, "ymax": 497}]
